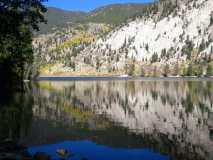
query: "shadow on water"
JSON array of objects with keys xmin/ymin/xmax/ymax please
[
  {"xmin": 0, "ymin": 83, "xmax": 34, "ymax": 159},
  {"xmin": 0, "ymin": 80, "xmax": 213, "ymax": 160},
  {"xmin": 0, "ymin": 84, "xmax": 33, "ymax": 142}
]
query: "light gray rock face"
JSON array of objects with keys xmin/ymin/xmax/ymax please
[{"xmin": 75, "ymin": 0, "xmax": 213, "ymax": 71}]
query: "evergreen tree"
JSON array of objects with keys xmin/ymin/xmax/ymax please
[
  {"xmin": 163, "ymin": 64, "xmax": 170, "ymax": 77},
  {"xmin": 195, "ymin": 65, "xmax": 203, "ymax": 77},
  {"xmin": 145, "ymin": 44, "xmax": 149, "ymax": 52},
  {"xmin": 182, "ymin": 40, "xmax": 194, "ymax": 60},
  {"xmin": 199, "ymin": 39, "xmax": 206, "ymax": 52},
  {"xmin": 187, "ymin": 63, "xmax": 193, "ymax": 76},
  {"xmin": 161, "ymin": 49, "xmax": 167, "ymax": 59},
  {"xmin": 96, "ymin": 57, "xmax": 101, "ymax": 71},
  {"xmin": 210, "ymin": 13, "xmax": 213, "ymax": 26},
  {"xmin": 151, "ymin": 53, "xmax": 158, "ymax": 63},
  {"xmin": 128, "ymin": 63, "xmax": 135, "ymax": 76},
  {"xmin": 206, "ymin": 64, "xmax": 213, "ymax": 77}
]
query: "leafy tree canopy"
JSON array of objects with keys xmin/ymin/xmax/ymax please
[{"xmin": 0, "ymin": 0, "xmax": 46, "ymax": 92}]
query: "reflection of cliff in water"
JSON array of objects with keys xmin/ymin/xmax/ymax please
[{"xmin": 31, "ymin": 81, "xmax": 213, "ymax": 160}]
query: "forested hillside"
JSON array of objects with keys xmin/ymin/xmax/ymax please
[
  {"xmin": 38, "ymin": 7, "xmax": 86, "ymax": 34},
  {"xmin": 38, "ymin": 3, "xmax": 153, "ymax": 34},
  {"xmin": 34, "ymin": 0, "xmax": 213, "ymax": 77}
]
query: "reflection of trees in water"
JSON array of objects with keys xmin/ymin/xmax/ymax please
[
  {"xmin": 0, "ymin": 85, "xmax": 33, "ymax": 143},
  {"xmin": 43, "ymin": 80, "xmax": 213, "ymax": 118},
  {"xmin": 146, "ymin": 81, "xmax": 213, "ymax": 111},
  {"xmin": 32, "ymin": 82, "xmax": 114, "ymax": 133},
  {"xmin": 35, "ymin": 80, "xmax": 213, "ymax": 160},
  {"xmin": 1, "ymin": 81, "xmax": 212, "ymax": 159}
]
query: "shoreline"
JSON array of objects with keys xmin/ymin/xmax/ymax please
[{"xmin": 37, "ymin": 76, "xmax": 213, "ymax": 81}]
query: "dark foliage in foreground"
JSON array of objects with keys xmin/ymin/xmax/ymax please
[{"xmin": 0, "ymin": 0, "xmax": 46, "ymax": 93}]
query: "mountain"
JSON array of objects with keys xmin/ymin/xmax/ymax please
[
  {"xmin": 84, "ymin": 3, "xmax": 152, "ymax": 25},
  {"xmin": 34, "ymin": 0, "xmax": 213, "ymax": 77},
  {"xmin": 73, "ymin": 0, "xmax": 213, "ymax": 76},
  {"xmin": 38, "ymin": 7, "xmax": 86, "ymax": 34},
  {"xmin": 38, "ymin": 3, "xmax": 153, "ymax": 34}
]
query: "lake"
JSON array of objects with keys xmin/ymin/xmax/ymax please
[{"xmin": 0, "ymin": 79, "xmax": 213, "ymax": 160}]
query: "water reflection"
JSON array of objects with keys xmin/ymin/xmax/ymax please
[
  {"xmin": 28, "ymin": 140, "xmax": 170, "ymax": 160},
  {"xmin": 1, "ymin": 80, "xmax": 213, "ymax": 160},
  {"xmin": 0, "ymin": 87, "xmax": 33, "ymax": 143}
]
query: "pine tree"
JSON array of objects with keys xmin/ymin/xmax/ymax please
[
  {"xmin": 163, "ymin": 64, "xmax": 170, "ymax": 77},
  {"xmin": 96, "ymin": 57, "xmax": 101, "ymax": 71},
  {"xmin": 206, "ymin": 64, "xmax": 213, "ymax": 77},
  {"xmin": 187, "ymin": 63, "xmax": 193, "ymax": 76},
  {"xmin": 128, "ymin": 63, "xmax": 135, "ymax": 76},
  {"xmin": 194, "ymin": 65, "xmax": 203, "ymax": 77},
  {"xmin": 151, "ymin": 53, "xmax": 158, "ymax": 63},
  {"xmin": 210, "ymin": 13, "xmax": 213, "ymax": 26},
  {"xmin": 145, "ymin": 44, "xmax": 149, "ymax": 52},
  {"xmin": 199, "ymin": 39, "xmax": 206, "ymax": 52}
]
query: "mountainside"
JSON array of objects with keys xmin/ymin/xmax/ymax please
[
  {"xmin": 38, "ymin": 3, "xmax": 153, "ymax": 34},
  {"xmin": 74, "ymin": 0, "xmax": 213, "ymax": 76},
  {"xmin": 85, "ymin": 3, "xmax": 152, "ymax": 25},
  {"xmin": 38, "ymin": 7, "xmax": 86, "ymax": 34},
  {"xmin": 33, "ymin": 22, "xmax": 112, "ymax": 76},
  {"xmin": 34, "ymin": 0, "xmax": 213, "ymax": 77}
]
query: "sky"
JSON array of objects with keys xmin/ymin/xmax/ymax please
[{"xmin": 44, "ymin": 0, "xmax": 156, "ymax": 12}]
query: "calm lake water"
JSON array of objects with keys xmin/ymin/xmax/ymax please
[{"xmin": 0, "ymin": 79, "xmax": 213, "ymax": 160}]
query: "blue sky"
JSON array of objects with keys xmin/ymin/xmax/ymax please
[{"xmin": 44, "ymin": 0, "xmax": 156, "ymax": 12}]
